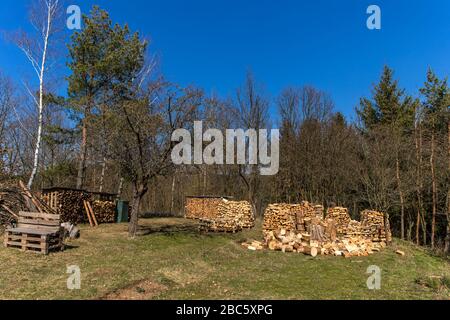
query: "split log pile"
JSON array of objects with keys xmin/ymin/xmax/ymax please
[
  {"xmin": 257, "ymin": 203, "xmax": 390, "ymax": 258},
  {"xmin": 199, "ymin": 199, "xmax": 254, "ymax": 233},
  {"xmin": 263, "ymin": 204, "xmax": 297, "ymax": 232},
  {"xmin": 42, "ymin": 190, "xmax": 91, "ymax": 224},
  {"xmin": 218, "ymin": 199, "xmax": 255, "ymax": 229},
  {"xmin": 263, "ymin": 202, "xmax": 324, "ymax": 233},
  {"xmin": 185, "ymin": 197, "xmax": 222, "ymax": 220},
  {"xmin": 326, "ymin": 207, "xmax": 352, "ymax": 236},
  {"xmin": 361, "ymin": 210, "xmax": 391, "ymax": 243},
  {"xmin": 253, "ymin": 227, "xmax": 387, "ymax": 258},
  {"xmin": 92, "ymin": 200, "xmax": 116, "ymax": 224}
]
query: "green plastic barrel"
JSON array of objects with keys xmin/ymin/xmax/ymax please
[{"xmin": 116, "ymin": 200, "xmax": 129, "ymax": 223}]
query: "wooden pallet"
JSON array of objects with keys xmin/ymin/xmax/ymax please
[{"xmin": 4, "ymin": 211, "xmax": 64, "ymax": 255}]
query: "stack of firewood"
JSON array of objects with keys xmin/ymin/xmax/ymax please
[
  {"xmin": 48, "ymin": 190, "xmax": 91, "ymax": 224},
  {"xmin": 345, "ymin": 220, "xmax": 363, "ymax": 238},
  {"xmin": 263, "ymin": 202, "xmax": 325, "ymax": 233},
  {"xmin": 185, "ymin": 197, "xmax": 222, "ymax": 220},
  {"xmin": 263, "ymin": 204, "xmax": 298, "ymax": 233},
  {"xmin": 361, "ymin": 210, "xmax": 390, "ymax": 243},
  {"xmin": 218, "ymin": 199, "xmax": 255, "ymax": 229},
  {"xmin": 326, "ymin": 207, "xmax": 351, "ymax": 236},
  {"xmin": 92, "ymin": 200, "xmax": 116, "ymax": 224},
  {"xmin": 199, "ymin": 199, "xmax": 254, "ymax": 233}
]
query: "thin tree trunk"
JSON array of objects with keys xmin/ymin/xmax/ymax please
[
  {"xmin": 76, "ymin": 117, "xmax": 88, "ymax": 189},
  {"xmin": 27, "ymin": 5, "xmax": 51, "ymax": 189},
  {"xmin": 99, "ymin": 157, "xmax": 107, "ymax": 193},
  {"xmin": 170, "ymin": 172, "xmax": 176, "ymax": 214},
  {"xmin": 414, "ymin": 120, "xmax": 424, "ymax": 245},
  {"xmin": 116, "ymin": 177, "xmax": 124, "ymax": 199},
  {"xmin": 396, "ymin": 152, "xmax": 406, "ymax": 240},
  {"xmin": 430, "ymin": 128, "xmax": 437, "ymax": 249}
]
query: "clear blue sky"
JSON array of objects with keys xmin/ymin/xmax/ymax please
[{"xmin": 0, "ymin": 0, "xmax": 449, "ymax": 121}]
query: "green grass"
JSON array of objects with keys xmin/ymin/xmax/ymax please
[{"xmin": 0, "ymin": 218, "xmax": 448, "ymax": 300}]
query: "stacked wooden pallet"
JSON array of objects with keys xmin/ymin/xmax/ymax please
[
  {"xmin": 4, "ymin": 211, "xmax": 64, "ymax": 255},
  {"xmin": 326, "ymin": 207, "xmax": 351, "ymax": 236},
  {"xmin": 361, "ymin": 210, "xmax": 389, "ymax": 243},
  {"xmin": 92, "ymin": 200, "xmax": 116, "ymax": 224}
]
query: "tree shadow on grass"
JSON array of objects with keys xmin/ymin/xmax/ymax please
[{"xmin": 136, "ymin": 221, "xmax": 201, "ymax": 237}]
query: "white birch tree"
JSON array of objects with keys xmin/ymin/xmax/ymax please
[{"xmin": 14, "ymin": 0, "xmax": 61, "ymax": 189}]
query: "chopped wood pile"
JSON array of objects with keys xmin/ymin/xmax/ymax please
[
  {"xmin": 257, "ymin": 203, "xmax": 391, "ymax": 258},
  {"xmin": 42, "ymin": 189, "xmax": 91, "ymax": 224},
  {"xmin": 244, "ymin": 227, "xmax": 387, "ymax": 258},
  {"xmin": 263, "ymin": 202, "xmax": 324, "ymax": 233},
  {"xmin": 185, "ymin": 197, "xmax": 223, "ymax": 220},
  {"xmin": 218, "ymin": 199, "xmax": 255, "ymax": 229},
  {"xmin": 199, "ymin": 199, "xmax": 255, "ymax": 233},
  {"xmin": 326, "ymin": 207, "xmax": 352, "ymax": 236},
  {"xmin": 92, "ymin": 200, "xmax": 116, "ymax": 224},
  {"xmin": 361, "ymin": 210, "xmax": 390, "ymax": 243}
]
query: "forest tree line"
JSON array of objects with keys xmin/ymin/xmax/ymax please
[{"xmin": 0, "ymin": 4, "xmax": 449, "ymax": 249}]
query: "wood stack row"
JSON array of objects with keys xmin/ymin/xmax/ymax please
[
  {"xmin": 361, "ymin": 210, "xmax": 390, "ymax": 243},
  {"xmin": 92, "ymin": 200, "xmax": 116, "ymax": 224},
  {"xmin": 218, "ymin": 199, "xmax": 255, "ymax": 229},
  {"xmin": 326, "ymin": 207, "xmax": 351, "ymax": 236},
  {"xmin": 263, "ymin": 202, "xmax": 324, "ymax": 233},
  {"xmin": 263, "ymin": 204, "xmax": 298, "ymax": 233},
  {"xmin": 199, "ymin": 200, "xmax": 254, "ymax": 233},
  {"xmin": 185, "ymin": 197, "xmax": 222, "ymax": 220},
  {"xmin": 42, "ymin": 190, "xmax": 91, "ymax": 224}
]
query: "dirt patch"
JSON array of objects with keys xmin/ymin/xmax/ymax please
[{"xmin": 102, "ymin": 279, "xmax": 167, "ymax": 300}]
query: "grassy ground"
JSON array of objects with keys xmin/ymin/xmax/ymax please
[{"xmin": 0, "ymin": 218, "xmax": 448, "ymax": 300}]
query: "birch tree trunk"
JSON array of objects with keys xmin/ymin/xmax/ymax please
[
  {"xmin": 99, "ymin": 157, "xmax": 107, "ymax": 193},
  {"xmin": 430, "ymin": 127, "xmax": 437, "ymax": 249},
  {"xmin": 26, "ymin": 1, "xmax": 58, "ymax": 189}
]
